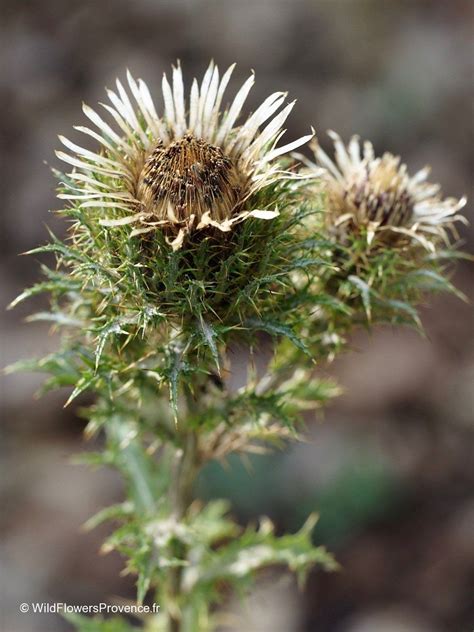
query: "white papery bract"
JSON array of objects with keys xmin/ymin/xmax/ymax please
[
  {"xmin": 308, "ymin": 131, "xmax": 466, "ymax": 250},
  {"xmin": 57, "ymin": 62, "xmax": 313, "ymax": 250}
]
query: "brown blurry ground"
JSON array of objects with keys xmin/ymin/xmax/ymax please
[{"xmin": 1, "ymin": 1, "xmax": 473, "ymax": 632}]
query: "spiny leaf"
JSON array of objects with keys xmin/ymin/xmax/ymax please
[
  {"xmin": 198, "ymin": 315, "xmax": 221, "ymax": 375},
  {"xmin": 348, "ymin": 275, "xmax": 374, "ymax": 320},
  {"xmin": 312, "ymin": 294, "xmax": 352, "ymax": 315},
  {"xmin": 136, "ymin": 558, "xmax": 153, "ymax": 605},
  {"xmin": 25, "ymin": 236, "xmax": 118, "ymax": 281},
  {"xmin": 283, "ymin": 257, "xmax": 332, "ymax": 272},
  {"xmin": 426, "ymin": 249, "xmax": 474, "ymax": 262},
  {"xmin": 167, "ymin": 345, "xmax": 186, "ymax": 425},
  {"xmin": 83, "ymin": 502, "xmax": 134, "ymax": 531},
  {"xmin": 64, "ymin": 374, "xmax": 97, "ymax": 407},
  {"xmin": 26, "ymin": 311, "xmax": 84, "ymax": 327},
  {"xmin": 94, "ymin": 320, "xmax": 127, "ymax": 372},
  {"xmin": 8, "ymin": 279, "xmax": 80, "ymax": 309},
  {"xmin": 245, "ymin": 317, "xmax": 310, "ymax": 356},
  {"xmin": 190, "ymin": 512, "xmax": 337, "ymax": 591},
  {"xmin": 380, "ymin": 298, "xmax": 422, "ymax": 328},
  {"xmin": 405, "ymin": 269, "xmax": 468, "ymax": 301},
  {"xmin": 107, "ymin": 416, "xmax": 161, "ymax": 513}
]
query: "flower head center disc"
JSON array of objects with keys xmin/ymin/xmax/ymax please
[
  {"xmin": 138, "ymin": 133, "xmax": 246, "ymax": 224},
  {"xmin": 347, "ymin": 177, "xmax": 414, "ymax": 227}
]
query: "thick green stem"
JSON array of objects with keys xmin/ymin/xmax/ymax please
[{"xmin": 168, "ymin": 428, "xmax": 198, "ymax": 632}]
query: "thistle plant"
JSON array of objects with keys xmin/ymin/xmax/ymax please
[{"xmin": 9, "ymin": 62, "xmax": 467, "ymax": 632}]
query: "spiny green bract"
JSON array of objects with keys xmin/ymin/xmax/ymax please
[
  {"xmin": 318, "ymin": 228, "xmax": 467, "ymax": 330},
  {"xmin": 10, "ymin": 166, "xmax": 463, "ymax": 429},
  {"xmin": 12, "ymin": 174, "xmax": 341, "ymax": 423}
]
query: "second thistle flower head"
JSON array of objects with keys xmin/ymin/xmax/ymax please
[
  {"xmin": 310, "ymin": 131, "xmax": 466, "ymax": 251},
  {"xmin": 57, "ymin": 61, "xmax": 313, "ymax": 250}
]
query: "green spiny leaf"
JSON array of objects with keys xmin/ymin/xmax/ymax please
[
  {"xmin": 197, "ymin": 315, "xmax": 221, "ymax": 375},
  {"xmin": 245, "ymin": 317, "xmax": 310, "ymax": 356},
  {"xmin": 348, "ymin": 274, "xmax": 374, "ymax": 320}
]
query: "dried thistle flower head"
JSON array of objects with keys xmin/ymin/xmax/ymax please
[
  {"xmin": 309, "ymin": 131, "xmax": 466, "ymax": 251},
  {"xmin": 57, "ymin": 61, "xmax": 313, "ymax": 250}
]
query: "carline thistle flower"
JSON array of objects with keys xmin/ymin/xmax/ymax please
[
  {"xmin": 308, "ymin": 131, "xmax": 466, "ymax": 251},
  {"xmin": 57, "ymin": 61, "xmax": 313, "ymax": 250}
]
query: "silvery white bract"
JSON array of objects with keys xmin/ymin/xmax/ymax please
[
  {"xmin": 307, "ymin": 131, "xmax": 466, "ymax": 250},
  {"xmin": 57, "ymin": 62, "xmax": 313, "ymax": 250}
]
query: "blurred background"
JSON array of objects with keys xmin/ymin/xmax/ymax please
[{"xmin": 1, "ymin": 1, "xmax": 473, "ymax": 631}]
